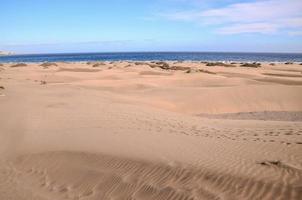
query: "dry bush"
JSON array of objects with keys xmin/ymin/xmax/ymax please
[
  {"xmin": 10, "ymin": 63, "xmax": 27, "ymax": 68},
  {"xmin": 146, "ymin": 63, "xmax": 159, "ymax": 68},
  {"xmin": 240, "ymin": 62, "xmax": 261, "ymax": 68},
  {"xmin": 142, "ymin": 62, "xmax": 170, "ymax": 69},
  {"xmin": 40, "ymin": 62, "xmax": 58, "ymax": 68},
  {"xmin": 155, "ymin": 61, "xmax": 170, "ymax": 69},
  {"xmin": 124, "ymin": 64, "xmax": 132, "ymax": 68},
  {"xmin": 206, "ymin": 62, "xmax": 235, "ymax": 67},
  {"xmin": 169, "ymin": 66, "xmax": 191, "ymax": 71},
  {"xmin": 186, "ymin": 69, "xmax": 216, "ymax": 74},
  {"xmin": 134, "ymin": 62, "xmax": 146, "ymax": 65},
  {"xmin": 199, "ymin": 69, "xmax": 216, "ymax": 74},
  {"xmin": 92, "ymin": 62, "xmax": 106, "ymax": 67}
]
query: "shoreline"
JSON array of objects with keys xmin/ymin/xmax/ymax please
[
  {"xmin": 0, "ymin": 52, "xmax": 302, "ymax": 64},
  {"xmin": 1, "ymin": 60, "xmax": 302, "ymax": 65}
]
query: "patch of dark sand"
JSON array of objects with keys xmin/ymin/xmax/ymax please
[
  {"xmin": 198, "ymin": 111, "xmax": 302, "ymax": 121},
  {"xmin": 262, "ymin": 73, "xmax": 302, "ymax": 78}
]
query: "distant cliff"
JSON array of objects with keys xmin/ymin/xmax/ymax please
[{"xmin": 0, "ymin": 51, "xmax": 14, "ymax": 56}]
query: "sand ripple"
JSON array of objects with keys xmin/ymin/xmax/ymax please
[{"xmin": 1, "ymin": 151, "xmax": 301, "ymax": 200}]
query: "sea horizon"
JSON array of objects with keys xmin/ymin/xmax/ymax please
[{"xmin": 1, "ymin": 51, "xmax": 302, "ymax": 63}]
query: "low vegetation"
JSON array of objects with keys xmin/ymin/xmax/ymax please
[
  {"xmin": 199, "ymin": 69, "xmax": 216, "ymax": 74},
  {"xmin": 124, "ymin": 64, "xmax": 132, "ymax": 68},
  {"xmin": 146, "ymin": 63, "xmax": 159, "ymax": 68},
  {"xmin": 155, "ymin": 61, "xmax": 170, "ymax": 69},
  {"xmin": 40, "ymin": 62, "xmax": 58, "ymax": 68},
  {"xmin": 240, "ymin": 62, "xmax": 261, "ymax": 68},
  {"xmin": 134, "ymin": 62, "xmax": 146, "ymax": 65},
  {"xmin": 92, "ymin": 62, "xmax": 106, "ymax": 67},
  {"xmin": 205, "ymin": 62, "xmax": 235, "ymax": 67},
  {"xmin": 87, "ymin": 61, "xmax": 106, "ymax": 66},
  {"xmin": 258, "ymin": 160, "xmax": 281, "ymax": 166},
  {"xmin": 133, "ymin": 61, "xmax": 194, "ymax": 71},
  {"xmin": 169, "ymin": 66, "xmax": 191, "ymax": 71},
  {"xmin": 10, "ymin": 63, "xmax": 27, "ymax": 68},
  {"xmin": 186, "ymin": 69, "xmax": 216, "ymax": 74}
]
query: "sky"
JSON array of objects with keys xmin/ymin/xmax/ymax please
[{"xmin": 0, "ymin": 0, "xmax": 302, "ymax": 54}]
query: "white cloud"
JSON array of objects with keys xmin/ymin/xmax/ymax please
[
  {"xmin": 201, "ymin": 0, "xmax": 302, "ymax": 23},
  {"xmin": 217, "ymin": 23, "xmax": 278, "ymax": 34},
  {"xmin": 161, "ymin": 0, "xmax": 302, "ymax": 35},
  {"xmin": 288, "ymin": 31, "xmax": 302, "ymax": 36}
]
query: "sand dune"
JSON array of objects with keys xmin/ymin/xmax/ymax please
[
  {"xmin": 198, "ymin": 111, "xmax": 302, "ymax": 121},
  {"xmin": 58, "ymin": 67, "xmax": 102, "ymax": 73},
  {"xmin": 0, "ymin": 61, "xmax": 301, "ymax": 199},
  {"xmin": 1, "ymin": 151, "xmax": 301, "ymax": 200},
  {"xmin": 262, "ymin": 72, "xmax": 302, "ymax": 78}
]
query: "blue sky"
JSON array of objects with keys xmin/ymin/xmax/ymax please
[{"xmin": 1, "ymin": 0, "xmax": 302, "ymax": 53}]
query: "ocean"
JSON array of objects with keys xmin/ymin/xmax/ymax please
[{"xmin": 0, "ymin": 52, "xmax": 302, "ymax": 63}]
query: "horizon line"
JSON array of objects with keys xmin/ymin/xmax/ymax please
[{"xmin": 4, "ymin": 50, "xmax": 302, "ymax": 56}]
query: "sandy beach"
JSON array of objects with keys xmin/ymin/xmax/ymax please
[{"xmin": 0, "ymin": 61, "xmax": 302, "ymax": 200}]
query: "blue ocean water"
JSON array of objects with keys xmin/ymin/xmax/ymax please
[{"xmin": 0, "ymin": 52, "xmax": 302, "ymax": 63}]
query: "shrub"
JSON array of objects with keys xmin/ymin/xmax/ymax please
[
  {"xmin": 10, "ymin": 63, "xmax": 27, "ymax": 68},
  {"xmin": 155, "ymin": 61, "xmax": 170, "ymax": 69},
  {"xmin": 198, "ymin": 69, "xmax": 216, "ymax": 74},
  {"xmin": 40, "ymin": 62, "xmax": 58, "ymax": 67},
  {"xmin": 240, "ymin": 63, "xmax": 261, "ymax": 68},
  {"xmin": 92, "ymin": 62, "xmax": 106, "ymax": 67},
  {"xmin": 146, "ymin": 63, "xmax": 158, "ymax": 68},
  {"xmin": 186, "ymin": 69, "xmax": 216, "ymax": 74},
  {"xmin": 205, "ymin": 62, "xmax": 235, "ymax": 67},
  {"xmin": 169, "ymin": 66, "xmax": 191, "ymax": 71},
  {"xmin": 134, "ymin": 62, "xmax": 146, "ymax": 65}
]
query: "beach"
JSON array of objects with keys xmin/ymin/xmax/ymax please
[{"xmin": 0, "ymin": 61, "xmax": 302, "ymax": 199}]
